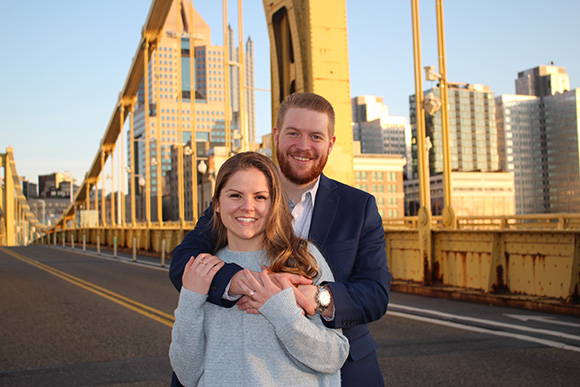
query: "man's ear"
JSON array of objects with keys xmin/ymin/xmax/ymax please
[
  {"xmin": 272, "ymin": 127, "xmax": 280, "ymax": 145},
  {"xmin": 328, "ymin": 136, "xmax": 336, "ymax": 153}
]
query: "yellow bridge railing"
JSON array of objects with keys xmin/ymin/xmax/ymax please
[
  {"xmin": 1, "ymin": 147, "xmax": 45, "ymax": 246},
  {"xmin": 384, "ymin": 214, "xmax": 580, "ymax": 231}
]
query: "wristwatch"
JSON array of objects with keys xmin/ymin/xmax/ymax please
[{"xmin": 315, "ymin": 285, "xmax": 332, "ymax": 314}]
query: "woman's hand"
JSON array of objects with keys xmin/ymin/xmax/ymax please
[
  {"xmin": 182, "ymin": 253, "xmax": 224, "ymax": 294},
  {"xmin": 237, "ymin": 270, "xmax": 312, "ymax": 314},
  {"xmin": 236, "ymin": 269, "xmax": 292, "ymax": 312}
]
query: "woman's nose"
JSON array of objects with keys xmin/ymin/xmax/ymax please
[{"xmin": 239, "ymin": 197, "xmax": 254, "ymax": 211}]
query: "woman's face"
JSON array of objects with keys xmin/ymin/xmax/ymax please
[{"xmin": 216, "ymin": 167, "xmax": 272, "ymax": 251}]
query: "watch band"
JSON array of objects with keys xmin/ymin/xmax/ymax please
[{"xmin": 315, "ymin": 285, "xmax": 332, "ymax": 314}]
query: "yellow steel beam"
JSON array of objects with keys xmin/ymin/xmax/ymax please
[
  {"xmin": 223, "ymin": 0, "xmax": 232, "ymax": 155},
  {"xmin": 410, "ymin": 0, "xmax": 434, "ymax": 284},
  {"xmin": 237, "ymin": 0, "xmax": 249, "ymax": 151},
  {"xmin": 435, "ymin": 0, "xmax": 456, "ymax": 229},
  {"xmin": 52, "ymin": 0, "xmax": 175, "ymax": 230},
  {"xmin": 263, "ymin": 0, "xmax": 353, "ymax": 184},
  {"xmin": 1, "ymin": 148, "xmax": 44, "ymax": 246}
]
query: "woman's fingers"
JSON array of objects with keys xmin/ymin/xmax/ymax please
[
  {"xmin": 207, "ymin": 261, "xmax": 224, "ymax": 276},
  {"xmin": 242, "ymin": 270, "xmax": 263, "ymax": 296}
]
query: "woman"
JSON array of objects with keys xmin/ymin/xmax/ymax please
[{"xmin": 169, "ymin": 152, "xmax": 349, "ymax": 386}]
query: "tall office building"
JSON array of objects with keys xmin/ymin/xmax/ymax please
[
  {"xmin": 515, "ymin": 64, "xmax": 570, "ymax": 97},
  {"xmin": 543, "ymin": 89, "xmax": 580, "ymax": 212},
  {"xmin": 22, "ymin": 179, "xmax": 38, "ymax": 199},
  {"xmin": 227, "ymin": 26, "xmax": 256, "ymax": 146},
  {"xmin": 407, "ymin": 83, "xmax": 509, "ymax": 216},
  {"xmin": 129, "ymin": 2, "xmax": 254, "ymax": 219},
  {"xmin": 352, "ymin": 96, "xmax": 411, "ymax": 176},
  {"xmin": 409, "ymin": 83, "xmax": 500, "ymax": 179},
  {"xmin": 496, "ymin": 65, "xmax": 580, "ymax": 213},
  {"xmin": 495, "ymin": 95, "xmax": 544, "ymax": 214}
]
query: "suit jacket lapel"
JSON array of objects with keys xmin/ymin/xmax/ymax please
[{"xmin": 309, "ymin": 174, "xmax": 339, "ymax": 247}]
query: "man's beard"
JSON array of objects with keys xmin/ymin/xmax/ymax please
[{"xmin": 277, "ymin": 148, "xmax": 329, "ymax": 185}]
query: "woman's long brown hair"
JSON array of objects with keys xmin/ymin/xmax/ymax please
[{"xmin": 211, "ymin": 152, "xmax": 318, "ymax": 279}]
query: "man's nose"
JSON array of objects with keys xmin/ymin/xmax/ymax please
[{"xmin": 295, "ymin": 134, "xmax": 310, "ymax": 149}]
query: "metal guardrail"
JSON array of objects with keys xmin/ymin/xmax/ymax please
[{"xmin": 384, "ymin": 214, "xmax": 580, "ymax": 231}]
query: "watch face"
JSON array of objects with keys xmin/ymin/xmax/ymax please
[{"xmin": 319, "ymin": 289, "xmax": 331, "ymax": 306}]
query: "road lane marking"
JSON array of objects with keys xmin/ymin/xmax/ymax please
[
  {"xmin": 389, "ymin": 311, "xmax": 580, "ymax": 353},
  {"xmin": 390, "ymin": 303, "xmax": 580, "ymax": 342},
  {"xmin": 504, "ymin": 314, "xmax": 580, "ymax": 328},
  {"xmin": 0, "ymin": 247, "xmax": 174, "ymax": 328}
]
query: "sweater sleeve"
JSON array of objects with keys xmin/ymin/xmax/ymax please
[
  {"xmin": 170, "ymin": 207, "xmax": 244, "ymax": 307},
  {"xmin": 169, "ymin": 288, "xmax": 207, "ymax": 387},
  {"xmin": 258, "ymin": 245, "xmax": 349, "ymax": 374}
]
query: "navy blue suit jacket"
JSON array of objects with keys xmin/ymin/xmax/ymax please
[{"xmin": 170, "ymin": 174, "xmax": 391, "ymax": 385}]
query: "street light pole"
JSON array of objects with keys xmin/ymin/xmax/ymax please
[{"xmin": 198, "ymin": 160, "xmax": 208, "ymax": 217}]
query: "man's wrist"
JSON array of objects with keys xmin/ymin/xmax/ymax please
[
  {"xmin": 222, "ymin": 280, "xmax": 242, "ymax": 301},
  {"xmin": 315, "ymin": 285, "xmax": 333, "ymax": 314}
]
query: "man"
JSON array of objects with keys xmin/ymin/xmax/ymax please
[{"xmin": 170, "ymin": 92, "xmax": 390, "ymax": 386}]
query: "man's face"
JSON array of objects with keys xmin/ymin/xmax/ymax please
[{"xmin": 274, "ymin": 107, "xmax": 335, "ymax": 185}]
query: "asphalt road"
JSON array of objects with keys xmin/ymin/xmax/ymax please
[{"xmin": 1, "ymin": 246, "xmax": 579, "ymax": 386}]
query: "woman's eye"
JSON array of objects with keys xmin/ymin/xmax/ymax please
[
  {"xmin": 256, "ymin": 195, "xmax": 269, "ymax": 200},
  {"xmin": 229, "ymin": 193, "xmax": 241, "ymax": 199}
]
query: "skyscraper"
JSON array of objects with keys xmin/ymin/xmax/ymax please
[
  {"xmin": 409, "ymin": 83, "xmax": 499, "ymax": 179},
  {"xmin": 495, "ymin": 94, "xmax": 543, "ymax": 214},
  {"xmin": 129, "ymin": 2, "xmax": 254, "ymax": 219},
  {"xmin": 515, "ymin": 64, "xmax": 570, "ymax": 97},
  {"xmin": 496, "ymin": 65, "xmax": 580, "ymax": 213},
  {"xmin": 543, "ymin": 89, "xmax": 580, "ymax": 212},
  {"xmin": 352, "ymin": 96, "xmax": 411, "ymax": 174},
  {"xmin": 406, "ymin": 83, "xmax": 512, "ymax": 216}
]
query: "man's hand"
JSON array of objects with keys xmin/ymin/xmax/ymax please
[
  {"xmin": 235, "ymin": 270, "xmax": 313, "ymax": 314},
  {"xmin": 267, "ymin": 271, "xmax": 313, "ymax": 289},
  {"xmin": 229, "ymin": 269, "xmax": 312, "ymax": 297},
  {"xmin": 295, "ymin": 284, "xmax": 317, "ymax": 316}
]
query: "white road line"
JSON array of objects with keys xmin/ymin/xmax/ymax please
[
  {"xmin": 505, "ymin": 314, "xmax": 580, "ymax": 328},
  {"xmin": 389, "ymin": 303, "xmax": 580, "ymax": 342},
  {"xmin": 389, "ymin": 311, "xmax": 580, "ymax": 353}
]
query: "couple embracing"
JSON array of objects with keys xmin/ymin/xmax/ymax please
[{"xmin": 169, "ymin": 92, "xmax": 390, "ymax": 386}]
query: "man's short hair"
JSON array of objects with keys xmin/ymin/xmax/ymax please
[{"xmin": 276, "ymin": 92, "xmax": 335, "ymax": 137}]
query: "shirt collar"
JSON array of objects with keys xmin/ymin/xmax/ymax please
[{"xmin": 288, "ymin": 176, "xmax": 320, "ymax": 209}]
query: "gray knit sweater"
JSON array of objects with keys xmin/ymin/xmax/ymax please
[{"xmin": 169, "ymin": 244, "xmax": 349, "ymax": 386}]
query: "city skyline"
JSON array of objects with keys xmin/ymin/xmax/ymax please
[{"xmin": 1, "ymin": 0, "xmax": 580, "ymax": 183}]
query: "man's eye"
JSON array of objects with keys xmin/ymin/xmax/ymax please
[
  {"xmin": 311, "ymin": 135, "xmax": 323, "ymax": 141},
  {"xmin": 287, "ymin": 131, "xmax": 299, "ymax": 137}
]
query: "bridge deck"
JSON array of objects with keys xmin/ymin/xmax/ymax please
[{"xmin": 2, "ymin": 246, "xmax": 580, "ymax": 386}]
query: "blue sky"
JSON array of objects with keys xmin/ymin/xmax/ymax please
[{"xmin": 1, "ymin": 0, "xmax": 579, "ymax": 183}]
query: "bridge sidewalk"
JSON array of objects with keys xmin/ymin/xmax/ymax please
[{"xmin": 391, "ymin": 281, "xmax": 580, "ymax": 317}]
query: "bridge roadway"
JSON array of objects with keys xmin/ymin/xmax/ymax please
[{"xmin": 1, "ymin": 246, "xmax": 579, "ymax": 386}]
